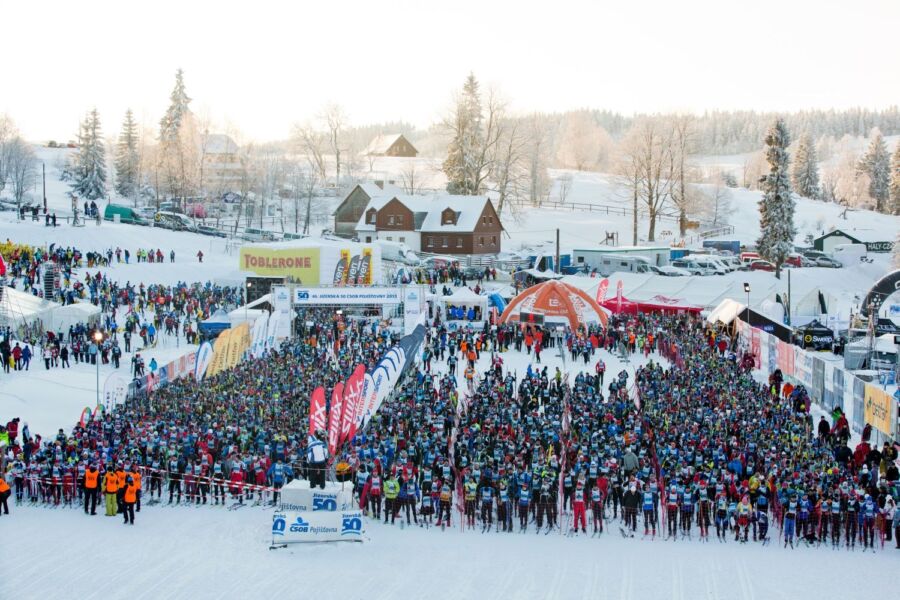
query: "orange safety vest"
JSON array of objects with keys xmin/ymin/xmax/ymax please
[
  {"xmin": 84, "ymin": 470, "xmax": 99, "ymax": 489},
  {"xmin": 124, "ymin": 483, "xmax": 138, "ymax": 503},
  {"xmin": 131, "ymin": 471, "xmax": 142, "ymax": 489},
  {"xmin": 0, "ymin": 476, "xmax": 10, "ymax": 493},
  {"xmin": 105, "ymin": 472, "xmax": 118, "ymax": 493}
]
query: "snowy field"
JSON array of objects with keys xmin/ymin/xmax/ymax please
[{"xmin": 3, "ymin": 344, "xmax": 898, "ymax": 600}]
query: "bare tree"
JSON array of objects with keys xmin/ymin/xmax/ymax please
[
  {"xmin": 669, "ymin": 115, "xmax": 695, "ymax": 236},
  {"xmin": 7, "ymin": 137, "xmax": 37, "ymax": 209},
  {"xmin": 556, "ymin": 111, "xmax": 613, "ymax": 171},
  {"xmin": 619, "ymin": 117, "xmax": 675, "ymax": 242},
  {"xmin": 399, "ymin": 161, "xmax": 424, "ymax": 194},
  {"xmin": 301, "ymin": 167, "xmax": 320, "ymax": 235},
  {"xmin": 292, "ymin": 123, "xmax": 327, "ymax": 181},
  {"xmin": 525, "ymin": 114, "xmax": 552, "ymax": 206},
  {"xmin": 321, "ymin": 103, "xmax": 347, "ymax": 184},
  {"xmin": 557, "ymin": 173, "xmax": 573, "ymax": 204},
  {"xmin": 489, "ymin": 118, "xmax": 529, "ymax": 216}
]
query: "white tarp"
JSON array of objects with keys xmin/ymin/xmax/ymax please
[
  {"xmin": 706, "ymin": 298, "xmax": 746, "ymax": 325},
  {"xmin": 279, "ymin": 480, "xmax": 354, "ymax": 513},
  {"xmin": 48, "ymin": 301, "xmax": 101, "ymax": 332},
  {"xmin": 0, "ymin": 286, "xmax": 59, "ymax": 331},
  {"xmin": 272, "ymin": 510, "xmax": 364, "ymax": 543}
]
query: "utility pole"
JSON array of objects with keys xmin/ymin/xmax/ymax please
[
  {"xmin": 42, "ymin": 163, "xmax": 47, "ymax": 212},
  {"xmin": 555, "ymin": 228, "xmax": 560, "ymax": 274}
]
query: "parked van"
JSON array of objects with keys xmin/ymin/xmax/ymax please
[
  {"xmin": 104, "ymin": 204, "xmax": 147, "ymax": 225},
  {"xmin": 155, "ymin": 211, "xmax": 196, "ymax": 232},
  {"xmin": 691, "ymin": 254, "xmax": 734, "ymax": 272},
  {"xmin": 242, "ymin": 228, "xmax": 276, "ymax": 242},
  {"xmin": 377, "ymin": 239, "xmax": 420, "ymax": 265},
  {"xmin": 739, "ymin": 252, "xmax": 760, "ymax": 265},
  {"xmin": 596, "ymin": 255, "xmax": 653, "ymax": 276},
  {"xmin": 683, "ymin": 256, "xmax": 727, "ymax": 275}
]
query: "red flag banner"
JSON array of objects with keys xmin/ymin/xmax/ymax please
[
  {"xmin": 308, "ymin": 386, "xmax": 327, "ymax": 437},
  {"xmin": 328, "ymin": 382, "xmax": 345, "ymax": 456},
  {"xmin": 596, "ymin": 278, "xmax": 609, "ymax": 304},
  {"xmin": 339, "ymin": 364, "xmax": 366, "ymax": 445}
]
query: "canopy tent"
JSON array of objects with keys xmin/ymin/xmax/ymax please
[
  {"xmin": 707, "ymin": 298, "xmax": 793, "ymax": 343},
  {"xmin": 48, "ymin": 301, "xmax": 102, "ymax": 332},
  {"xmin": 198, "ymin": 309, "xmax": 232, "ymax": 337},
  {"xmin": 602, "ymin": 293, "xmax": 701, "ymax": 315},
  {"xmin": 228, "ymin": 293, "xmax": 272, "ymax": 327},
  {"xmin": 794, "ymin": 319, "xmax": 835, "ymax": 350},
  {"xmin": 844, "ymin": 333, "xmax": 898, "ymax": 370},
  {"xmin": 500, "ymin": 280, "xmax": 609, "ymax": 330},
  {"xmin": 441, "ymin": 287, "xmax": 489, "ymax": 321},
  {"xmin": 0, "ymin": 285, "xmax": 59, "ymax": 336}
]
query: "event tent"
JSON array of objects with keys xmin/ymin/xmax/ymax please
[
  {"xmin": 198, "ymin": 309, "xmax": 232, "ymax": 337},
  {"xmin": 707, "ymin": 298, "xmax": 793, "ymax": 343},
  {"xmin": 48, "ymin": 301, "xmax": 102, "ymax": 332},
  {"xmin": 794, "ymin": 319, "xmax": 835, "ymax": 350},
  {"xmin": 441, "ymin": 287, "xmax": 489, "ymax": 321},
  {"xmin": 500, "ymin": 280, "xmax": 608, "ymax": 330},
  {"xmin": 228, "ymin": 293, "xmax": 272, "ymax": 327},
  {"xmin": 601, "ymin": 293, "xmax": 701, "ymax": 314},
  {"xmin": 0, "ymin": 286, "xmax": 59, "ymax": 335}
]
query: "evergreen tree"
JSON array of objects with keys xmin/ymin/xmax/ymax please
[
  {"xmin": 159, "ymin": 68, "xmax": 191, "ymax": 143},
  {"xmin": 442, "ymin": 73, "xmax": 484, "ymax": 195},
  {"xmin": 114, "ymin": 109, "xmax": 139, "ymax": 200},
  {"xmin": 71, "ymin": 109, "xmax": 107, "ymax": 201},
  {"xmin": 889, "ymin": 143, "xmax": 900, "ymax": 215},
  {"xmin": 790, "ymin": 133, "xmax": 820, "ymax": 199},
  {"xmin": 857, "ymin": 130, "xmax": 890, "ymax": 212},
  {"xmin": 756, "ymin": 118, "xmax": 795, "ymax": 279}
]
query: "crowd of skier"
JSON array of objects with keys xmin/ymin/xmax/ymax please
[{"xmin": 2, "ymin": 293, "xmax": 899, "ymax": 551}]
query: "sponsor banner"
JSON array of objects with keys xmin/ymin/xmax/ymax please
[
  {"xmin": 347, "ymin": 255, "xmax": 361, "ymax": 285},
  {"xmin": 852, "ymin": 377, "xmax": 866, "ymax": 434},
  {"xmin": 340, "ymin": 365, "xmax": 366, "ymax": 445},
  {"xmin": 206, "ymin": 328, "xmax": 232, "ymax": 378},
  {"xmin": 272, "ymin": 510, "xmax": 364, "ymax": 543},
  {"xmin": 750, "ymin": 329, "xmax": 760, "ymax": 369},
  {"xmin": 293, "ymin": 286, "xmax": 402, "ymax": 306},
  {"xmin": 328, "ymin": 383, "xmax": 344, "ymax": 456},
  {"xmin": 596, "ymin": 278, "xmax": 609, "ymax": 304},
  {"xmin": 251, "ymin": 313, "xmax": 269, "ymax": 358},
  {"xmin": 359, "ymin": 248, "xmax": 373, "ymax": 285},
  {"xmin": 308, "ymin": 387, "xmax": 327, "ymax": 437},
  {"xmin": 240, "ymin": 247, "xmax": 320, "ymax": 284},
  {"xmin": 103, "ymin": 372, "xmax": 130, "ymax": 410},
  {"xmin": 403, "ymin": 286, "xmax": 425, "ymax": 335},
  {"xmin": 279, "ymin": 486, "xmax": 354, "ymax": 513},
  {"xmin": 195, "ymin": 342, "xmax": 214, "ymax": 381},
  {"xmin": 358, "ymin": 372, "xmax": 377, "ymax": 427},
  {"xmin": 334, "ymin": 250, "xmax": 350, "ymax": 286},
  {"xmin": 864, "ymin": 384, "xmax": 896, "ymax": 436}
]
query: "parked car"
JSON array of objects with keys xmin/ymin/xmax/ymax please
[
  {"xmin": 650, "ymin": 265, "xmax": 690, "ymax": 277},
  {"xmin": 816, "ymin": 256, "xmax": 843, "ymax": 268},
  {"xmin": 785, "ymin": 254, "xmax": 805, "ymax": 268},
  {"xmin": 103, "ymin": 204, "xmax": 147, "ymax": 225},
  {"xmin": 802, "ymin": 249, "xmax": 829, "ymax": 261},
  {"xmin": 671, "ymin": 259, "xmax": 715, "ymax": 276},
  {"xmin": 749, "ymin": 259, "xmax": 776, "ymax": 272},
  {"xmin": 197, "ymin": 224, "xmax": 227, "ymax": 238}
]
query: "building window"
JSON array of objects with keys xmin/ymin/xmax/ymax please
[
  {"xmin": 489, "ymin": 216, "xmax": 494, "ymax": 225},
  {"xmin": 482, "ymin": 216, "xmax": 487, "ymax": 225},
  {"xmin": 365, "ymin": 236, "xmax": 372, "ymax": 243},
  {"xmin": 368, "ymin": 211, "xmax": 376, "ymax": 224},
  {"xmin": 479, "ymin": 236, "xmax": 484, "ymax": 246},
  {"xmin": 399, "ymin": 237, "xmax": 406, "ymax": 243},
  {"xmin": 442, "ymin": 237, "xmax": 448, "ymax": 248},
  {"xmin": 395, "ymin": 214, "xmax": 403, "ymax": 226},
  {"xmin": 427, "ymin": 237, "xmax": 434, "ymax": 248},
  {"xmin": 386, "ymin": 236, "xmax": 393, "ymax": 241},
  {"xmin": 491, "ymin": 236, "xmax": 497, "ymax": 245},
  {"xmin": 456, "ymin": 238, "xmax": 463, "ymax": 248},
  {"xmin": 388, "ymin": 215, "xmax": 395, "ymax": 225}
]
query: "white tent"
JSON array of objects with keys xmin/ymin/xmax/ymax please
[
  {"xmin": 706, "ymin": 298, "xmax": 746, "ymax": 325},
  {"xmin": 48, "ymin": 301, "xmax": 101, "ymax": 332},
  {"xmin": 228, "ymin": 293, "xmax": 272, "ymax": 328},
  {"xmin": 0, "ymin": 286, "xmax": 59, "ymax": 335},
  {"xmin": 441, "ymin": 287, "xmax": 489, "ymax": 321}
]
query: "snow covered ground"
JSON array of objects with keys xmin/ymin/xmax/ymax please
[
  {"xmin": 3, "ymin": 343, "xmax": 898, "ymax": 600},
  {"xmin": 4, "ymin": 500, "xmax": 898, "ymax": 600}
]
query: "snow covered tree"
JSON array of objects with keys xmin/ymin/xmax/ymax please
[
  {"xmin": 442, "ymin": 73, "xmax": 486, "ymax": 195},
  {"xmin": 756, "ymin": 118, "xmax": 795, "ymax": 279},
  {"xmin": 790, "ymin": 133, "xmax": 820, "ymax": 199},
  {"xmin": 857, "ymin": 130, "xmax": 890, "ymax": 212},
  {"xmin": 159, "ymin": 68, "xmax": 191, "ymax": 143},
  {"xmin": 114, "ymin": 109, "xmax": 140, "ymax": 201},
  {"xmin": 889, "ymin": 143, "xmax": 900, "ymax": 215},
  {"xmin": 71, "ymin": 109, "xmax": 107, "ymax": 201},
  {"xmin": 893, "ymin": 230, "xmax": 900, "ymax": 268}
]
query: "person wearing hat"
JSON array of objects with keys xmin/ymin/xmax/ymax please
[
  {"xmin": 122, "ymin": 474, "xmax": 138, "ymax": 525},
  {"xmin": 305, "ymin": 429, "xmax": 328, "ymax": 490},
  {"xmin": 102, "ymin": 467, "xmax": 119, "ymax": 517}
]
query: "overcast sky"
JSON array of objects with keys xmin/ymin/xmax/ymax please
[{"xmin": 4, "ymin": 0, "xmax": 899, "ymax": 142}]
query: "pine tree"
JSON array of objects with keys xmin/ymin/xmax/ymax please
[
  {"xmin": 71, "ymin": 109, "xmax": 107, "ymax": 201},
  {"xmin": 889, "ymin": 143, "xmax": 900, "ymax": 215},
  {"xmin": 756, "ymin": 118, "xmax": 795, "ymax": 279},
  {"xmin": 790, "ymin": 133, "xmax": 820, "ymax": 199},
  {"xmin": 114, "ymin": 109, "xmax": 139, "ymax": 200},
  {"xmin": 159, "ymin": 68, "xmax": 191, "ymax": 143},
  {"xmin": 442, "ymin": 73, "xmax": 484, "ymax": 195},
  {"xmin": 857, "ymin": 130, "xmax": 890, "ymax": 212}
]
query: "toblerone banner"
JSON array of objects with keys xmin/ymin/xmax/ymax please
[{"xmin": 240, "ymin": 247, "xmax": 320, "ymax": 285}]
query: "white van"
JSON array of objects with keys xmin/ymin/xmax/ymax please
[
  {"xmin": 684, "ymin": 256, "xmax": 728, "ymax": 275},
  {"xmin": 377, "ymin": 239, "xmax": 420, "ymax": 265},
  {"xmin": 831, "ymin": 243, "xmax": 866, "ymax": 264},
  {"xmin": 596, "ymin": 255, "xmax": 653, "ymax": 276},
  {"xmin": 691, "ymin": 253, "xmax": 735, "ymax": 272}
]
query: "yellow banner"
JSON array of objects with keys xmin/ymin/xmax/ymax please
[
  {"xmin": 206, "ymin": 329, "xmax": 232, "ymax": 378},
  {"xmin": 864, "ymin": 384, "xmax": 895, "ymax": 436},
  {"xmin": 240, "ymin": 247, "xmax": 320, "ymax": 285},
  {"xmin": 226, "ymin": 322, "xmax": 251, "ymax": 368}
]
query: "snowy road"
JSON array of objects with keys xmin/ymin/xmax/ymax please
[{"xmin": 2, "ymin": 503, "xmax": 896, "ymax": 600}]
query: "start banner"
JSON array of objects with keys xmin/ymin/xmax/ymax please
[
  {"xmin": 293, "ymin": 286, "xmax": 402, "ymax": 305},
  {"xmin": 272, "ymin": 510, "xmax": 364, "ymax": 543}
]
